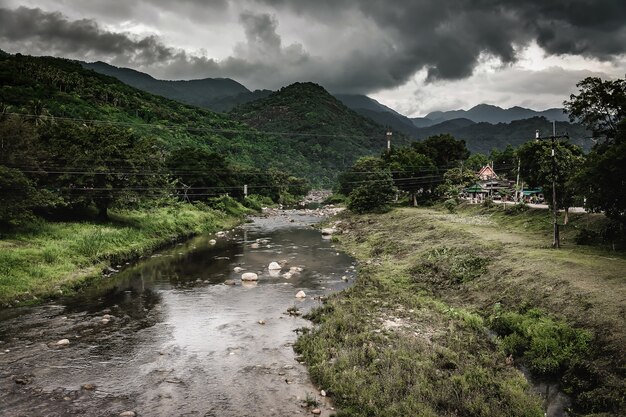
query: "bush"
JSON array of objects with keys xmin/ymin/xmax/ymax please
[
  {"xmin": 348, "ymin": 183, "xmax": 395, "ymax": 214},
  {"xmin": 444, "ymin": 198, "xmax": 458, "ymax": 213},
  {"xmin": 489, "ymin": 308, "xmax": 591, "ymax": 376},
  {"xmin": 507, "ymin": 202, "xmax": 529, "ymax": 214},
  {"xmin": 574, "ymin": 228, "xmax": 600, "ymax": 245},
  {"xmin": 482, "ymin": 197, "xmax": 494, "ymax": 208}
]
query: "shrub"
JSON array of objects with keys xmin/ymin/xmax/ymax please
[
  {"xmin": 348, "ymin": 181, "xmax": 396, "ymax": 214},
  {"xmin": 489, "ymin": 308, "xmax": 591, "ymax": 376},
  {"xmin": 444, "ymin": 198, "xmax": 458, "ymax": 213},
  {"xmin": 574, "ymin": 228, "xmax": 600, "ymax": 245},
  {"xmin": 482, "ymin": 197, "xmax": 494, "ymax": 208}
]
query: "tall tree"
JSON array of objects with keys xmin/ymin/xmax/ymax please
[
  {"xmin": 565, "ymin": 76, "xmax": 626, "ymax": 225},
  {"xmin": 517, "ymin": 140, "xmax": 585, "ymax": 222},
  {"xmin": 38, "ymin": 122, "xmax": 168, "ymax": 220},
  {"xmin": 564, "ymin": 77, "xmax": 626, "ymax": 142},
  {"xmin": 345, "ymin": 157, "xmax": 396, "ymax": 214},
  {"xmin": 411, "ymin": 134, "xmax": 470, "ymax": 169},
  {"xmin": 382, "ymin": 147, "xmax": 437, "ymax": 206},
  {"xmin": 167, "ymin": 146, "xmax": 236, "ymax": 202}
]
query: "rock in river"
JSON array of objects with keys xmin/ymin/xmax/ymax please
[
  {"xmin": 321, "ymin": 228, "xmax": 336, "ymax": 235},
  {"xmin": 233, "ymin": 266, "xmax": 244, "ymax": 273},
  {"xmin": 295, "ymin": 290, "xmax": 306, "ymax": 299},
  {"xmin": 268, "ymin": 262, "xmax": 282, "ymax": 270},
  {"xmin": 119, "ymin": 412, "xmax": 136, "ymax": 417},
  {"xmin": 241, "ymin": 273, "xmax": 259, "ymax": 281},
  {"xmin": 55, "ymin": 339, "xmax": 70, "ymax": 347}
]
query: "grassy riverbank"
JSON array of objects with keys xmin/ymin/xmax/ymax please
[
  {"xmin": 0, "ymin": 200, "xmax": 249, "ymax": 307},
  {"xmin": 295, "ymin": 205, "xmax": 625, "ymax": 416}
]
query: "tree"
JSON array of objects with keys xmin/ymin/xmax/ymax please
[
  {"xmin": 0, "ymin": 166, "xmax": 48, "ymax": 226},
  {"xmin": 489, "ymin": 144, "xmax": 517, "ymax": 179},
  {"xmin": 573, "ymin": 121, "xmax": 626, "ymax": 225},
  {"xmin": 565, "ymin": 76, "xmax": 626, "ymax": 225},
  {"xmin": 411, "ymin": 134, "xmax": 470, "ymax": 168},
  {"xmin": 38, "ymin": 122, "xmax": 168, "ymax": 220},
  {"xmin": 517, "ymin": 140, "xmax": 585, "ymax": 222},
  {"xmin": 337, "ymin": 156, "xmax": 388, "ymax": 196},
  {"xmin": 167, "ymin": 146, "xmax": 236, "ymax": 202},
  {"xmin": 381, "ymin": 147, "xmax": 437, "ymax": 206},
  {"xmin": 438, "ymin": 167, "xmax": 478, "ymax": 200},
  {"xmin": 344, "ymin": 157, "xmax": 396, "ymax": 214},
  {"xmin": 564, "ymin": 77, "xmax": 626, "ymax": 142},
  {"xmin": 465, "ymin": 153, "xmax": 490, "ymax": 171}
]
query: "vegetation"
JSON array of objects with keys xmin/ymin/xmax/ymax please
[
  {"xmin": 0, "ymin": 200, "xmax": 248, "ymax": 306},
  {"xmin": 230, "ymin": 82, "xmax": 412, "ymax": 185},
  {"xmin": 297, "ymin": 205, "xmax": 625, "ymax": 416}
]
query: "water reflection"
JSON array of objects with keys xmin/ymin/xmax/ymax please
[{"xmin": 0, "ymin": 211, "xmax": 354, "ymax": 417}]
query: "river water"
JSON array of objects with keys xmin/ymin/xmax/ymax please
[{"xmin": 0, "ymin": 211, "xmax": 355, "ymax": 417}]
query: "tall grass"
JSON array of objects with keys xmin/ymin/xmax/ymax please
[{"xmin": 0, "ymin": 201, "xmax": 249, "ymax": 305}]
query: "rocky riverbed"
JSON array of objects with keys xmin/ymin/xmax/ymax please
[{"xmin": 0, "ymin": 210, "xmax": 354, "ymax": 417}]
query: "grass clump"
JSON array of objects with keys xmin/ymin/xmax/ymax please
[
  {"xmin": 412, "ymin": 246, "xmax": 490, "ymax": 285},
  {"xmin": 489, "ymin": 307, "xmax": 591, "ymax": 375}
]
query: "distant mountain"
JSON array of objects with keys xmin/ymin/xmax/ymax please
[
  {"xmin": 418, "ymin": 104, "xmax": 569, "ymax": 126},
  {"xmin": 413, "ymin": 116, "xmax": 590, "ymax": 154},
  {"xmin": 230, "ymin": 82, "xmax": 411, "ymax": 180},
  {"xmin": 334, "ymin": 94, "xmax": 420, "ymax": 136},
  {"xmin": 81, "ymin": 61, "xmax": 254, "ymax": 111}
]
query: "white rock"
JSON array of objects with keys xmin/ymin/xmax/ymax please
[
  {"xmin": 289, "ymin": 266, "xmax": 303, "ymax": 273},
  {"xmin": 233, "ymin": 267, "xmax": 244, "ymax": 273},
  {"xmin": 119, "ymin": 412, "xmax": 136, "ymax": 417},
  {"xmin": 321, "ymin": 228, "xmax": 336, "ymax": 235},
  {"xmin": 282, "ymin": 272, "xmax": 293, "ymax": 279},
  {"xmin": 101, "ymin": 319, "xmax": 110, "ymax": 325},
  {"xmin": 250, "ymin": 243, "xmax": 259, "ymax": 249},
  {"xmin": 241, "ymin": 272, "xmax": 259, "ymax": 281},
  {"xmin": 268, "ymin": 262, "xmax": 282, "ymax": 270},
  {"xmin": 295, "ymin": 290, "xmax": 306, "ymax": 299},
  {"xmin": 216, "ymin": 232, "xmax": 226, "ymax": 238},
  {"xmin": 320, "ymin": 389, "xmax": 326, "ymax": 397},
  {"xmin": 208, "ymin": 239, "xmax": 217, "ymax": 245},
  {"xmin": 55, "ymin": 339, "xmax": 70, "ymax": 346}
]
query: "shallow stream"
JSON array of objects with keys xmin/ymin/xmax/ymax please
[{"xmin": 0, "ymin": 211, "xmax": 354, "ymax": 417}]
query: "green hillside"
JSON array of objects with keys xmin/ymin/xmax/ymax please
[
  {"xmin": 230, "ymin": 82, "xmax": 411, "ymax": 182},
  {"xmin": 0, "ymin": 53, "xmax": 396, "ymax": 185},
  {"xmin": 414, "ymin": 117, "xmax": 591, "ymax": 154}
]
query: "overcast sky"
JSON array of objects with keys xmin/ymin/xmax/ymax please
[{"xmin": 0, "ymin": 0, "xmax": 624, "ymax": 116}]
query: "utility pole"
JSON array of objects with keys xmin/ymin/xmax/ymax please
[
  {"xmin": 386, "ymin": 131, "xmax": 392, "ymax": 153},
  {"xmin": 515, "ymin": 158, "xmax": 521, "ymax": 202},
  {"xmin": 535, "ymin": 124, "xmax": 569, "ymax": 249}
]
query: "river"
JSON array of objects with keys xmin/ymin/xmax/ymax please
[{"xmin": 0, "ymin": 211, "xmax": 354, "ymax": 417}]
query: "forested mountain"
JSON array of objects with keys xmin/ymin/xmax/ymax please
[
  {"xmin": 229, "ymin": 82, "xmax": 412, "ymax": 182},
  {"xmin": 413, "ymin": 116, "xmax": 590, "ymax": 154},
  {"xmin": 0, "ymin": 53, "xmax": 402, "ymax": 185},
  {"xmin": 420, "ymin": 103, "xmax": 569, "ymax": 125},
  {"xmin": 81, "ymin": 61, "xmax": 253, "ymax": 110}
]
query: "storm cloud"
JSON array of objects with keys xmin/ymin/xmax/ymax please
[{"xmin": 0, "ymin": 1, "xmax": 624, "ymax": 103}]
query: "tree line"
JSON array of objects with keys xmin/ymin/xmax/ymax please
[
  {"xmin": 0, "ymin": 113, "xmax": 311, "ymax": 227},
  {"xmin": 338, "ymin": 76, "xmax": 626, "ymax": 230}
]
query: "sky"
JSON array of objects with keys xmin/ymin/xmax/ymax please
[{"xmin": 0, "ymin": 0, "xmax": 624, "ymax": 117}]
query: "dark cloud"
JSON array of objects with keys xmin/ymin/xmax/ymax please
[
  {"xmin": 0, "ymin": 1, "xmax": 624, "ymax": 94},
  {"xmin": 0, "ymin": 6, "xmax": 181, "ymax": 65},
  {"xmin": 256, "ymin": 0, "xmax": 626, "ymax": 88}
]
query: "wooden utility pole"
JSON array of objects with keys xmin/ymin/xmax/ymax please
[
  {"xmin": 535, "ymin": 123, "xmax": 569, "ymax": 249},
  {"xmin": 515, "ymin": 158, "xmax": 521, "ymax": 202}
]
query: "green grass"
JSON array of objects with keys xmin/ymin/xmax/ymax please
[
  {"xmin": 296, "ymin": 205, "xmax": 626, "ymax": 416},
  {"xmin": 0, "ymin": 201, "xmax": 248, "ymax": 305}
]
